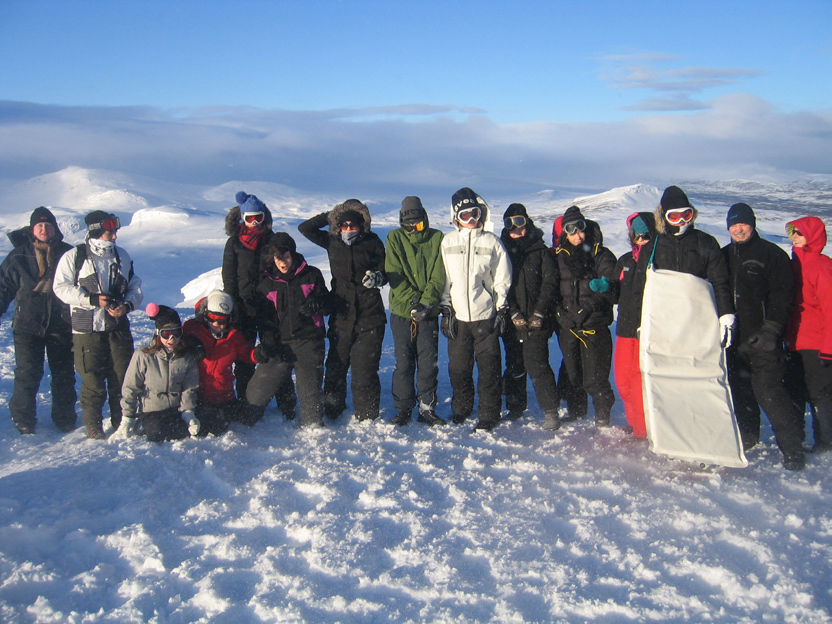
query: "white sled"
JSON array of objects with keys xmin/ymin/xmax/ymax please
[{"xmin": 640, "ymin": 267, "xmax": 747, "ymax": 468}]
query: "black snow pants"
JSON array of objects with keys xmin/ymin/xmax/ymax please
[
  {"xmin": 557, "ymin": 326, "xmax": 614, "ymax": 423},
  {"xmin": 502, "ymin": 328, "xmax": 559, "ymax": 414},
  {"xmin": 390, "ymin": 313, "xmax": 439, "ymax": 413},
  {"xmin": 447, "ymin": 318, "xmax": 502, "ymax": 425}
]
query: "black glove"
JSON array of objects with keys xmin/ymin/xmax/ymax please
[
  {"xmin": 299, "ymin": 297, "xmax": 324, "ymax": 317},
  {"xmin": 527, "ymin": 312, "xmax": 545, "ymax": 331},
  {"xmin": 493, "ymin": 306, "xmax": 509, "ymax": 335},
  {"xmin": 440, "ymin": 305, "xmax": 457, "ymax": 340},
  {"xmin": 410, "ymin": 302, "xmax": 431, "ymax": 322},
  {"xmin": 253, "ymin": 344, "xmax": 270, "ymax": 364},
  {"xmin": 740, "ymin": 320, "xmax": 782, "ymax": 355},
  {"xmin": 511, "ymin": 312, "xmax": 528, "ymax": 330}
]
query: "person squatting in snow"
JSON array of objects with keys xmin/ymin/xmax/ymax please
[
  {"xmin": 246, "ymin": 232, "xmax": 331, "ymax": 428},
  {"xmin": 116, "ymin": 304, "xmax": 200, "ymax": 442},
  {"xmin": 299, "ymin": 199, "xmax": 387, "ymax": 422},
  {"xmin": 223, "ymin": 192, "xmax": 297, "ymax": 420},
  {"xmin": 440, "ymin": 187, "xmax": 512, "ymax": 432},
  {"xmin": 499, "ymin": 203, "xmax": 561, "ymax": 431},
  {"xmin": 386, "ymin": 196, "xmax": 447, "ymax": 427},
  {"xmin": 53, "ymin": 210, "xmax": 143, "ymax": 440},
  {"xmin": 182, "ymin": 290, "xmax": 262, "ymax": 435},
  {"xmin": 553, "ymin": 205, "xmax": 618, "ymax": 428}
]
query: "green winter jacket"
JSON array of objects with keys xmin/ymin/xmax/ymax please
[{"xmin": 385, "ymin": 227, "xmax": 445, "ymax": 319}]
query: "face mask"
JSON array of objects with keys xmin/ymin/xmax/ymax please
[
  {"xmin": 88, "ymin": 237, "xmax": 115, "ymax": 255},
  {"xmin": 674, "ymin": 223, "xmax": 691, "ymax": 236},
  {"xmin": 341, "ymin": 231, "xmax": 360, "ymax": 246}
]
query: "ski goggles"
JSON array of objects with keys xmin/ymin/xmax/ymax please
[
  {"xmin": 206, "ymin": 312, "xmax": 229, "ymax": 325},
  {"xmin": 665, "ymin": 208, "xmax": 694, "ymax": 225},
  {"xmin": 457, "ymin": 207, "xmax": 480, "ymax": 224},
  {"xmin": 402, "ymin": 220, "xmax": 426, "ymax": 234},
  {"xmin": 89, "ymin": 217, "xmax": 120, "ymax": 231},
  {"xmin": 242, "ymin": 212, "xmax": 265, "ymax": 226},
  {"xmin": 506, "ymin": 215, "xmax": 527, "ymax": 229},
  {"xmin": 158, "ymin": 327, "xmax": 183, "ymax": 340},
  {"xmin": 563, "ymin": 219, "xmax": 586, "ymax": 235}
]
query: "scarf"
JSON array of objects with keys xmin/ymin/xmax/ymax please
[
  {"xmin": 32, "ymin": 241, "xmax": 54, "ymax": 294},
  {"xmin": 239, "ymin": 227, "xmax": 268, "ymax": 251}
]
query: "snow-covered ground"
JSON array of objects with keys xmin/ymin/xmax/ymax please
[{"xmin": 0, "ymin": 168, "xmax": 830, "ymax": 623}]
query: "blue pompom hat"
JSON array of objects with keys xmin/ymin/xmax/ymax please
[{"xmin": 236, "ymin": 191, "xmax": 266, "ymax": 215}]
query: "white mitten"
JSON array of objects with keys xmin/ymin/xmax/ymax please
[
  {"xmin": 719, "ymin": 314, "xmax": 736, "ymax": 348},
  {"xmin": 361, "ymin": 270, "xmax": 384, "ymax": 289},
  {"xmin": 115, "ymin": 417, "xmax": 137, "ymax": 439},
  {"xmin": 182, "ymin": 410, "xmax": 200, "ymax": 436}
]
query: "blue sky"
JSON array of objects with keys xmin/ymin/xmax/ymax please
[{"xmin": 1, "ymin": 0, "xmax": 831, "ymax": 196}]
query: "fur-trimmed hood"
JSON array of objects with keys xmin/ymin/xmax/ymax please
[
  {"xmin": 224, "ymin": 204, "xmax": 274, "ymax": 238},
  {"xmin": 326, "ymin": 199, "xmax": 372, "ymax": 236}
]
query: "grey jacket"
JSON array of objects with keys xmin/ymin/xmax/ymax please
[{"xmin": 120, "ymin": 348, "xmax": 199, "ymax": 419}]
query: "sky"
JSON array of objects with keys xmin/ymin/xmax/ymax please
[{"xmin": 1, "ymin": 0, "xmax": 831, "ymax": 199}]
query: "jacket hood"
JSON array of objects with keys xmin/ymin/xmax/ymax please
[
  {"xmin": 450, "ymin": 187, "xmax": 491, "ymax": 231},
  {"xmin": 327, "ymin": 199, "xmax": 372, "ymax": 236},
  {"xmin": 224, "ymin": 203, "xmax": 274, "ymax": 237},
  {"xmin": 626, "ymin": 211, "xmax": 657, "ymax": 249},
  {"xmin": 787, "ymin": 216, "xmax": 827, "ymax": 255}
]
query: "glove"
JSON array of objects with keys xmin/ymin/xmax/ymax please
[
  {"xmin": 511, "ymin": 312, "xmax": 528, "ymax": 330},
  {"xmin": 493, "ymin": 306, "xmax": 509, "ymax": 335},
  {"xmin": 89, "ymin": 294, "xmax": 108, "ymax": 307},
  {"xmin": 182, "ymin": 411, "xmax": 200, "ymax": 436},
  {"xmin": 299, "ymin": 297, "xmax": 324, "ymax": 316},
  {"xmin": 740, "ymin": 320, "xmax": 781, "ymax": 354},
  {"xmin": 719, "ymin": 314, "xmax": 736, "ymax": 348},
  {"xmin": 410, "ymin": 302, "xmax": 430, "ymax": 322},
  {"xmin": 361, "ymin": 270, "xmax": 384, "ymax": 289},
  {"xmin": 253, "ymin": 344, "xmax": 270, "ymax": 363},
  {"xmin": 440, "ymin": 305, "xmax": 457, "ymax": 339},
  {"xmin": 115, "ymin": 417, "xmax": 137, "ymax": 438},
  {"xmin": 528, "ymin": 312, "xmax": 545, "ymax": 331},
  {"xmin": 589, "ymin": 276, "xmax": 610, "ymax": 293}
]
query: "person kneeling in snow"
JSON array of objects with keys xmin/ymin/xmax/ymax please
[{"xmin": 116, "ymin": 304, "xmax": 200, "ymax": 442}]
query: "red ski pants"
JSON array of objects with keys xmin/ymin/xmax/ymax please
[{"xmin": 614, "ymin": 336, "xmax": 647, "ymax": 438}]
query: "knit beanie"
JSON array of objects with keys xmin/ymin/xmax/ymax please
[
  {"xmin": 727, "ymin": 202, "xmax": 756, "ymax": 229},
  {"xmin": 660, "ymin": 186, "xmax": 691, "ymax": 211},
  {"xmin": 452, "ymin": 187, "xmax": 484, "ymax": 215},
  {"xmin": 30, "ymin": 206, "xmax": 57, "ymax": 228},
  {"xmin": 235, "ymin": 191, "xmax": 266, "ymax": 215},
  {"xmin": 267, "ymin": 231, "xmax": 297, "ymax": 256},
  {"xmin": 146, "ymin": 303, "xmax": 181, "ymax": 329},
  {"xmin": 400, "ymin": 196, "xmax": 428, "ymax": 226},
  {"xmin": 85, "ymin": 210, "xmax": 118, "ymax": 239},
  {"xmin": 503, "ymin": 203, "xmax": 528, "ymax": 220},
  {"xmin": 206, "ymin": 291, "xmax": 234, "ymax": 316},
  {"xmin": 631, "ymin": 215, "xmax": 650, "ymax": 237},
  {"xmin": 562, "ymin": 205, "xmax": 585, "ymax": 228}
]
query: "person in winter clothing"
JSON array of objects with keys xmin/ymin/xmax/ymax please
[
  {"xmin": 784, "ymin": 216, "xmax": 832, "ymax": 453},
  {"xmin": 386, "ymin": 196, "xmax": 446, "ymax": 427},
  {"xmin": 499, "ymin": 203, "xmax": 560, "ymax": 429},
  {"xmin": 554, "ymin": 205, "xmax": 618, "ymax": 427},
  {"xmin": 53, "ymin": 211, "xmax": 142, "ymax": 439},
  {"xmin": 116, "ymin": 304, "xmax": 200, "ymax": 442},
  {"xmin": 299, "ymin": 199, "xmax": 387, "ymax": 422},
  {"xmin": 182, "ymin": 290, "xmax": 260, "ymax": 435},
  {"xmin": 440, "ymin": 187, "xmax": 512, "ymax": 431},
  {"xmin": 222, "ymin": 191, "xmax": 296, "ymax": 419},
  {"xmin": 247, "ymin": 232, "xmax": 330, "ymax": 427},
  {"xmin": 613, "ymin": 212, "xmax": 656, "ymax": 438},
  {"xmin": 722, "ymin": 203, "xmax": 805, "ymax": 470},
  {"xmin": 0, "ymin": 207, "xmax": 77, "ymax": 434}
]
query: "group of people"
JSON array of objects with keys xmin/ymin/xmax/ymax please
[{"xmin": 0, "ymin": 186, "xmax": 829, "ymax": 471}]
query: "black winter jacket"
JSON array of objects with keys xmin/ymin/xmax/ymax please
[
  {"xmin": 222, "ymin": 205, "xmax": 274, "ymax": 322},
  {"xmin": 0, "ymin": 228, "xmax": 72, "ymax": 336},
  {"xmin": 722, "ymin": 231, "xmax": 794, "ymax": 343},
  {"xmin": 614, "ymin": 211, "xmax": 657, "ymax": 338},
  {"xmin": 298, "ymin": 210, "xmax": 387, "ymax": 334},
  {"xmin": 257, "ymin": 253, "xmax": 330, "ymax": 356},
  {"xmin": 554, "ymin": 222, "xmax": 618, "ymax": 331},
  {"xmin": 500, "ymin": 225, "xmax": 559, "ymax": 333}
]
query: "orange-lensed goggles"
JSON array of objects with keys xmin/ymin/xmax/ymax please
[
  {"xmin": 243, "ymin": 212, "xmax": 265, "ymax": 225},
  {"xmin": 206, "ymin": 312, "xmax": 229, "ymax": 325},
  {"xmin": 402, "ymin": 220, "xmax": 426, "ymax": 233},
  {"xmin": 665, "ymin": 208, "xmax": 694, "ymax": 225}
]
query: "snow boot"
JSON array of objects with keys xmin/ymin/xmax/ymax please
[
  {"xmin": 418, "ymin": 410, "xmax": 446, "ymax": 426},
  {"xmin": 392, "ymin": 409, "xmax": 411, "ymax": 426},
  {"xmin": 504, "ymin": 409, "xmax": 524, "ymax": 421},
  {"xmin": 543, "ymin": 410, "xmax": 561, "ymax": 431},
  {"xmin": 783, "ymin": 452, "xmax": 806, "ymax": 471}
]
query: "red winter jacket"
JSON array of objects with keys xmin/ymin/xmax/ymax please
[
  {"xmin": 182, "ymin": 318, "xmax": 256, "ymax": 403},
  {"xmin": 785, "ymin": 216, "xmax": 832, "ymax": 359}
]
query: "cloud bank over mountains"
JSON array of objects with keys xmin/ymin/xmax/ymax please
[{"xmin": 2, "ymin": 95, "xmax": 830, "ymax": 202}]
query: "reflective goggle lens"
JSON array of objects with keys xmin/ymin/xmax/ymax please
[
  {"xmin": 243, "ymin": 212, "xmax": 264, "ymax": 225},
  {"xmin": 159, "ymin": 327, "xmax": 183, "ymax": 340},
  {"xmin": 458, "ymin": 208, "xmax": 480, "ymax": 224},
  {"xmin": 665, "ymin": 208, "xmax": 694, "ymax": 225},
  {"xmin": 206, "ymin": 312, "xmax": 228, "ymax": 325},
  {"xmin": 507, "ymin": 215, "xmax": 527, "ymax": 229},
  {"xmin": 564, "ymin": 219, "xmax": 586, "ymax": 235},
  {"xmin": 403, "ymin": 220, "xmax": 426, "ymax": 233}
]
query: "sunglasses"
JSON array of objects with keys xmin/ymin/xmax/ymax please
[
  {"xmin": 90, "ymin": 217, "xmax": 120, "ymax": 231},
  {"xmin": 507, "ymin": 215, "xmax": 527, "ymax": 229},
  {"xmin": 665, "ymin": 208, "xmax": 694, "ymax": 226},
  {"xmin": 458, "ymin": 208, "xmax": 480, "ymax": 224},
  {"xmin": 158, "ymin": 327, "xmax": 183, "ymax": 340},
  {"xmin": 340, "ymin": 221, "xmax": 360, "ymax": 232},
  {"xmin": 563, "ymin": 219, "xmax": 586, "ymax": 235},
  {"xmin": 243, "ymin": 212, "xmax": 265, "ymax": 225},
  {"xmin": 206, "ymin": 312, "xmax": 229, "ymax": 325},
  {"xmin": 402, "ymin": 220, "xmax": 426, "ymax": 234},
  {"xmin": 791, "ymin": 229, "xmax": 803, "ymax": 237},
  {"xmin": 635, "ymin": 232, "xmax": 652, "ymax": 242}
]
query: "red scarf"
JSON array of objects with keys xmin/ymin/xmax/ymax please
[{"xmin": 238, "ymin": 227, "xmax": 267, "ymax": 251}]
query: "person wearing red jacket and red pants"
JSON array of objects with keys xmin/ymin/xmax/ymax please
[{"xmin": 785, "ymin": 216, "xmax": 832, "ymax": 453}]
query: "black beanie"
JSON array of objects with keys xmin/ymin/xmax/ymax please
[
  {"xmin": 562, "ymin": 205, "xmax": 585, "ymax": 227},
  {"xmin": 145, "ymin": 303, "xmax": 181, "ymax": 329},
  {"xmin": 452, "ymin": 187, "xmax": 481, "ymax": 212},
  {"xmin": 503, "ymin": 203, "xmax": 528, "ymax": 220},
  {"xmin": 30, "ymin": 206, "xmax": 57, "ymax": 228},
  {"xmin": 727, "ymin": 203, "xmax": 756, "ymax": 229},
  {"xmin": 85, "ymin": 210, "xmax": 117, "ymax": 239},
  {"xmin": 660, "ymin": 186, "xmax": 691, "ymax": 211},
  {"xmin": 400, "ymin": 196, "xmax": 427, "ymax": 226}
]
